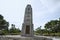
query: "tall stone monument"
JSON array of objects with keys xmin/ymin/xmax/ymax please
[{"xmin": 21, "ymin": 4, "xmax": 34, "ymax": 37}]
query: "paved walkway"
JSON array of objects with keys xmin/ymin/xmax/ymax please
[{"xmin": 0, "ymin": 35, "xmax": 52, "ymax": 40}]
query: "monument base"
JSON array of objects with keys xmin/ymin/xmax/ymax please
[
  {"xmin": 0, "ymin": 35, "xmax": 52, "ymax": 40},
  {"xmin": 21, "ymin": 34, "xmax": 34, "ymax": 37}
]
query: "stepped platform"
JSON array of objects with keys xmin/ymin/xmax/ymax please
[{"xmin": 0, "ymin": 35, "xmax": 52, "ymax": 40}]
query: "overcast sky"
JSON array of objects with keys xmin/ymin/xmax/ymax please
[{"xmin": 0, "ymin": 0, "xmax": 60, "ymax": 30}]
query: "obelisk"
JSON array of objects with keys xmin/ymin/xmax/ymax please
[{"xmin": 21, "ymin": 4, "xmax": 34, "ymax": 37}]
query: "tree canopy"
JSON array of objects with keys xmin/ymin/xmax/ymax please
[
  {"xmin": 0, "ymin": 15, "xmax": 4, "ymax": 20},
  {"xmin": 0, "ymin": 14, "xmax": 9, "ymax": 30},
  {"xmin": 44, "ymin": 18, "xmax": 60, "ymax": 33},
  {"xmin": 9, "ymin": 24, "xmax": 21, "ymax": 34}
]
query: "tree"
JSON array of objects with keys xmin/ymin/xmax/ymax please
[
  {"xmin": 35, "ymin": 26, "xmax": 42, "ymax": 35},
  {"xmin": 0, "ymin": 14, "xmax": 9, "ymax": 30},
  {"xmin": 44, "ymin": 18, "xmax": 60, "ymax": 33},
  {"xmin": 9, "ymin": 24, "xmax": 21, "ymax": 34},
  {"xmin": 45, "ymin": 20, "xmax": 58, "ymax": 30},
  {"xmin": 52, "ymin": 22, "xmax": 60, "ymax": 33},
  {"xmin": 0, "ymin": 15, "xmax": 3, "ymax": 20},
  {"xmin": 0, "ymin": 14, "xmax": 9, "ymax": 35}
]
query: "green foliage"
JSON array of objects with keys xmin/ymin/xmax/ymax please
[
  {"xmin": 52, "ymin": 21, "xmax": 60, "ymax": 33},
  {"xmin": 35, "ymin": 26, "xmax": 42, "ymax": 35},
  {"xmin": 0, "ymin": 14, "xmax": 9, "ymax": 30},
  {"xmin": 35, "ymin": 18, "xmax": 60, "ymax": 36},
  {"xmin": 0, "ymin": 15, "xmax": 3, "ymax": 20},
  {"xmin": 2, "ymin": 30, "xmax": 9, "ymax": 35},
  {"xmin": 45, "ymin": 20, "xmax": 58, "ymax": 29},
  {"xmin": 0, "ymin": 20, "xmax": 6, "ymax": 25},
  {"xmin": 43, "ymin": 33, "xmax": 60, "ymax": 36},
  {"xmin": 0, "ymin": 29, "xmax": 9, "ymax": 35},
  {"xmin": 44, "ymin": 18, "xmax": 60, "ymax": 33},
  {"xmin": 9, "ymin": 24, "xmax": 21, "ymax": 34}
]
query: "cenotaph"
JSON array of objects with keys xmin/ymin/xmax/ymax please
[{"xmin": 21, "ymin": 4, "xmax": 34, "ymax": 37}]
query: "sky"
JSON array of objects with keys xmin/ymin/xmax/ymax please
[{"xmin": 0, "ymin": 0, "xmax": 60, "ymax": 30}]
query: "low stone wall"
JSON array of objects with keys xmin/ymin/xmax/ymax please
[{"xmin": 0, "ymin": 35, "xmax": 52, "ymax": 40}]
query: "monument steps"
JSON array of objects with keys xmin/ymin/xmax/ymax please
[{"xmin": 0, "ymin": 35, "xmax": 52, "ymax": 40}]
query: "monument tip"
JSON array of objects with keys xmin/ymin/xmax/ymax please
[{"xmin": 26, "ymin": 4, "xmax": 32, "ymax": 8}]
